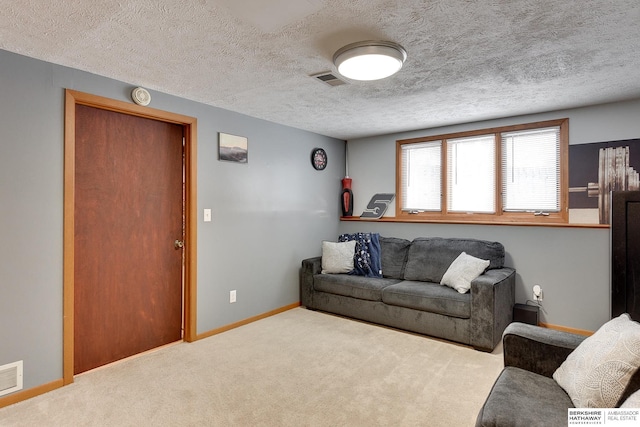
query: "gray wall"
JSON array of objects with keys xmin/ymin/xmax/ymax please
[
  {"xmin": 341, "ymin": 98, "xmax": 640, "ymax": 332},
  {"xmin": 0, "ymin": 49, "xmax": 343, "ymax": 392}
]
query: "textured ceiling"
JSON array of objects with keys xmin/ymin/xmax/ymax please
[{"xmin": 1, "ymin": 0, "xmax": 639, "ymax": 140}]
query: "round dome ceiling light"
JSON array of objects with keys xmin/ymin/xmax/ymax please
[{"xmin": 333, "ymin": 40, "xmax": 407, "ymax": 81}]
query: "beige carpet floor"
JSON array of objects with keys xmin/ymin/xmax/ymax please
[{"xmin": 0, "ymin": 308, "xmax": 503, "ymax": 426}]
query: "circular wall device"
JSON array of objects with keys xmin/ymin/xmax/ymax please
[{"xmin": 131, "ymin": 87, "xmax": 151, "ymax": 106}]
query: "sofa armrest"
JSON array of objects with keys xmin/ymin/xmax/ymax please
[
  {"xmin": 470, "ymin": 268, "xmax": 515, "ymax": 351},
  {"xmin": 300, "ymin": 257, "xmax": 322, "ymax": 308},
  {"xmin": 503, "ymin": 322, "xmax": 586, "ymax": 378}
]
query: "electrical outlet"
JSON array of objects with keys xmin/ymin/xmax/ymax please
[
  {"xmin": 533, "ymin": 284, "xmax": 543, "ymax": 302},
  {"xmin": 230, "ymin": 290, "xmax": 236, "ymax": 303}
]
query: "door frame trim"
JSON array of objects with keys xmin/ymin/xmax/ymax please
[{"xmin": 63, "ymin": 89, "xmax": 198, "ymax": 384}]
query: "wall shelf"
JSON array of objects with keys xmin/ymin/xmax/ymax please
[{"xmin": 340, "ymin": 215, "xmax": 609, "ymax": 229}]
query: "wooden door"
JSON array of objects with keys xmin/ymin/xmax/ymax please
[
  {"xmin": 74, "ymin": 104, "xmax": 184, "ymax": 374},
  {"xmin": 612, "ymin": 191, "xmax": 640, "ymax": 321}
]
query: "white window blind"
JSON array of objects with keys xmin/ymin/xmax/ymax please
[
  {"xmin": 501, "ymin": 126, "xmax": 560, "ymax": 212},
  {"xmin": 447, "ymin": 135, "xmax": 495, "ymax": 213},
  {"xmin": 400, "ymin": 141, "xmax": 441, "ymax": 211}
]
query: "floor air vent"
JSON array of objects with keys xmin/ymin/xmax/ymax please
[
  {"xmin": 310, "ymin": 71, "xmax": 347, "ymax": 87},
  {"xmin": 0, "ymin": 361, "xmax": 23, "ymax": 397}
]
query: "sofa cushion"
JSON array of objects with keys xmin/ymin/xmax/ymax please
[
  {"xmin": 553, "ymin": 313, "xmax": 640, "ymax": 408},
  {"xmin": 404, "ymin": 237, "xmax": 504, "ymax": 283},
  {"xmin": 476, "ymin": 367, "xmax": 573, "ymax": 427},
  {"xmin": 313, "ymin": 274, "xmax": 401, "ymax": 301},
  {"xmin": 379, "ymin": 236, "xmax": 411, "ymax": 279},
  {"xmin": 382, "ymin": 281, "xmax": 471, "ymax": 319}
]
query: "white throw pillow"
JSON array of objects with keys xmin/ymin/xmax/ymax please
[
  {"xmin": 440, "ymin": 252, "xmax": 490, "ymax": 294},
  {"xmin": 621, "ymin": 389, "xmax": 640, "ymax": 408},
  {"xmin": 553, "ymin": 313, "xmax": 640, "ymax": 408},
  {"xmin": 321, "ymin": 241, "xmax": 356, "ymax": 274}
]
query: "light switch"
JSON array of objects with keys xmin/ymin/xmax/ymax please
[{"xmin": 203, "ymin": 209, "xmax": 212, "ymax": 222}]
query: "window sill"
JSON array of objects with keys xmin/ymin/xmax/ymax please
[{"xmin": 340, "ymin": 215, "xmax": 610, "ymax": 229}]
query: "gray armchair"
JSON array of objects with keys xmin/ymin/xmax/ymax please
[{"xmin": 476, "ymin": 322, "xmax": 640, "ymax": 426}]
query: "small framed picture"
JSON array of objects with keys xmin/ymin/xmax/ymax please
[{"xmin": 219, "ymin": 132, "xmax": 248, "ymax": 163}]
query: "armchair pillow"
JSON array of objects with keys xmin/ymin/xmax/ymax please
[{"xmin": 553, "ymin": 313, "xmax": 640, "ymax": 408}]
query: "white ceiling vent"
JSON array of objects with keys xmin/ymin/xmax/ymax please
[{"xmin": 310, "ymin": 71, "xmax": 348, "ymax": 87}]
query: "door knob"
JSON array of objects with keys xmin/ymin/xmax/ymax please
[{"xmin": 174, "ymin": 239, "xmax": 184, "ymax": 249}]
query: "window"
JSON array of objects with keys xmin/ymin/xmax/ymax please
[
  {"xmin": 502, "ymin": 127, "xmax": 560, "ymax": 212},
  {"xmin": 447, "ymin": 135, "xmax": 495, "ymax": 213},
  {"xmin": 400, "ymin": 141, "xmax": 441, "ymax": 211},
  {"xmin": 396, "ymin": 119, "xmax": 568, "ymax": 224}
]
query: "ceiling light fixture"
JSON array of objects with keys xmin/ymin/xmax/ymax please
[{"xmin": 333, "ymin": 40, "xmax": 407, "ymax": 81}]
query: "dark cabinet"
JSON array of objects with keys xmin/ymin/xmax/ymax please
[{"xmin": 612, "ymin": 191, "xmax": 640, "ymax": 321}]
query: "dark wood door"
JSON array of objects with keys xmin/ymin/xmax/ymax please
[
  {"xmin": 612, "ymin": 191, "xmax": 640, "ymax": 321},
  {"xmin": 74, "ymin": 104, "xmax": 184, "ymax": 374}
]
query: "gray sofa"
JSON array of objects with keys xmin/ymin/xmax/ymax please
[
  {"xmin": 300, "ymin": 237, "xmax": 515, "ymax": 351},
  {"xmin": 476, "ymin": 322, "xmax": 640, "ymax": 426}
]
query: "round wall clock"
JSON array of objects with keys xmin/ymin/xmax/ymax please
[{"xmin": 311, "ymin": 148, "xmax": 328, "ymax": 170}]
